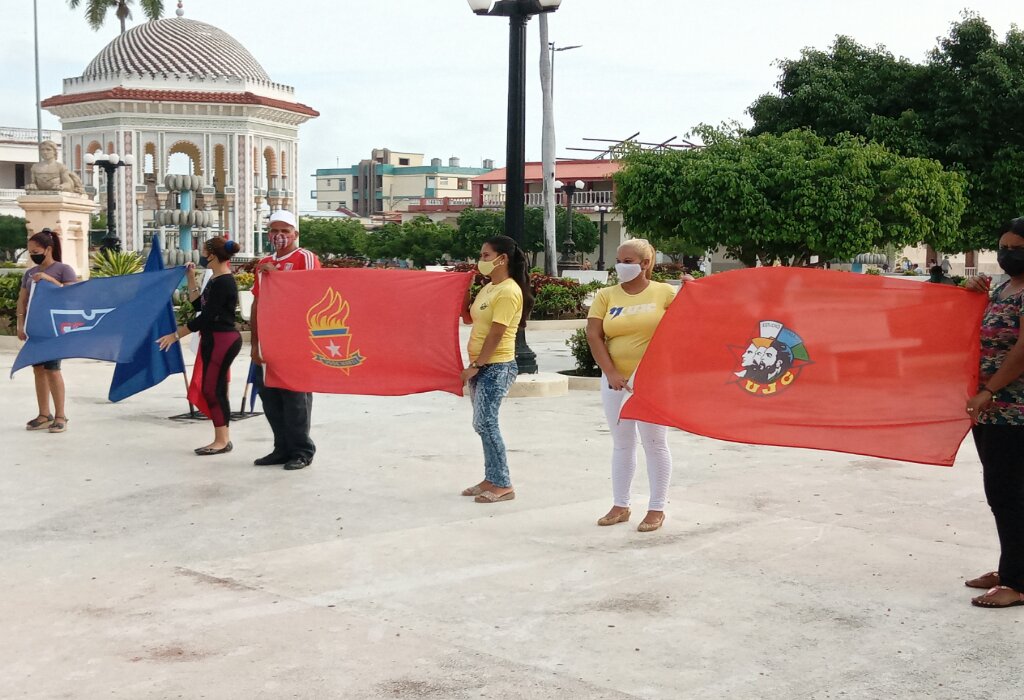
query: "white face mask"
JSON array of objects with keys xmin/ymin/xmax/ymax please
[{"xmin": 615, "ymin": 263, "xmax": 643, "ymax": 283}]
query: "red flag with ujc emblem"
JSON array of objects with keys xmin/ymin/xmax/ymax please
[
  {"xmin": 258, "ymin": 269, "xmax": 473, "ymax": 396},
  {"xmin": 619, "ymin": 267, "xmax": 988, "ymax": 466}
]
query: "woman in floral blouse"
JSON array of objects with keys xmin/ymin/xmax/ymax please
[{"xmin": 964, "ymin": 217, "xmax": 1024, "ymax": 608}]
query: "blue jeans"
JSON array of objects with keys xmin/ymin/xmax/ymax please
[{"xmin": 469, "ymin": 361, "xmax": 518, "ymax": 488}]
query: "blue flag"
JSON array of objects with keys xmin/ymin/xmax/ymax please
[
  {"xmin": 108, "ymin": 238, "xmax": 188, "ymax": 401},
  {"xmin": 247, "ymin": 361, "xmax": 264, "ymax": 411},
  {"xmin": 12, "ymin": 266, "xmax": 186, "ymax": 377}
]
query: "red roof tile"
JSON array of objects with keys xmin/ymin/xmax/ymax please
[
  {"xmin": 41, "ymin": 87, "xmax": 319, "ymax": 117},
  {"xmin": 473, "ymin": 159, "xmax": 620, "ymax": 184}
]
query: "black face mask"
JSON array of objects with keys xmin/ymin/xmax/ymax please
[
  {"xmin": 997, "ymin": 249, "xmax": 1024, "ymax": 277},
  {"xmin": 30, "ymin": 253, "xmax": 45, "ymax": 265}
]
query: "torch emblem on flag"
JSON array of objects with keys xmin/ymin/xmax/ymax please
[
  {"xmin": 306, "ymin": 288, "xmax": 365, "ymax": 374},
  {"xmin": 731, "ymin": 320, "xmax": 811, "ymax": 397}
]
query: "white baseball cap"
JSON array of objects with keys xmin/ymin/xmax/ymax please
[{"xmin": 268, "ymin": 210, "xmax": 298, "ymax": 231}]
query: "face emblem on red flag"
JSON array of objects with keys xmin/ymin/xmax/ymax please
[
  {"xmin": 731, "ymin": 320, "xmax": 811, "ymax": 397},
  {"xmin": 306, "ymin": 288, "xmax": 365, "ymax": 374}
]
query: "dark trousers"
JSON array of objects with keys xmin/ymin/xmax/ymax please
[
  {"xmin": 972, "ymin": 424, "xmax": 1024, "ymax": 592},
  {"xmin": 260, "ymin": 383, "xmax": 315, "ymax": 461}
]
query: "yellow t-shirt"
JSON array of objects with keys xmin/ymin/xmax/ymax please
[
  {"xmin": 468, "ymin": 279, "xmax": 524, "ymax": 364},
  {"xmin": 588, "ymin": 281, "xmax": 677, "ymax": 377}
]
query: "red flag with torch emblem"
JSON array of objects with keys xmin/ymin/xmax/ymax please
[{"xmin": 258, "ymin": 269, "xmax": 473, "ymax": 396}]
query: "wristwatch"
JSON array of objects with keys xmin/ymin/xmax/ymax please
[{"xmin": 470, "ymin": 361, "xmax": 482, "ymax": 369}]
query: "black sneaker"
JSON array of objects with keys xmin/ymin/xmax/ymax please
[
  {"xmin": 283, "ymin": 456, "xmax": 312, "ymax": 471},
  {"xmin": 254, "ymin": 452, "xmax": 288, "ymax": 466}
]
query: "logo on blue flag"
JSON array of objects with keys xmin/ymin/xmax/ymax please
[{"xmin": 50, "ymin": 308, "xmax": 115, "ymax": 335}]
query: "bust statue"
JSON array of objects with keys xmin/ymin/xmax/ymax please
[{"xmin": 25, "ymin": 140, "xmax": 84, "ymax": 195}]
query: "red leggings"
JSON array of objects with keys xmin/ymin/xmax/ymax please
[{"xmin": 199, "ymin": 330, "xmax": 242, "ymax": 427}]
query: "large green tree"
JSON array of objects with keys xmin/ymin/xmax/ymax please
[
  {"xmin": 67, "ymin": 0, "xmax": 164, "ymax": 34},
  {"xmin": 297, "ymin": 217, "xmax": 366, "ymax": 257},
  {"xmin": 748, "ymin": 15, "xmax": 1024, "ymax": 250},
  {"xmin": 393, "ymin": 217, "xmax": 456, "ymax": 268},
  {"xmin": 613, "ymin": 127, "xmax": 967, "ymax": 267},
  {"xmin": 0, "ymin": 215, "xmax": 28, "ymax": 261}
]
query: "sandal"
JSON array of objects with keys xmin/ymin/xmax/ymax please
[
  {"xmin": 461, "ymin": 484, "xmax": 484, "ymax": 497},
  {"xmin": 48, "ymin": 416, "xmax": 68, "ymax": 433},
  {"xmin": 638, "ymin": 513, "xmax": 666, "ymax": 533},
  {"xmin": 474, "ymin": 490, "xmax": 515, "ymax": 503},
  {"xmin": 971, "ymin": 585, "xmax": 1024, "ymax": 609},
  {"xmin": 26, "ymin": 414, "xmax": 53, "ymax": 431},
  {"xmin": 965, "ymin": 571, "xmax": 1000, "ymax": 589}
]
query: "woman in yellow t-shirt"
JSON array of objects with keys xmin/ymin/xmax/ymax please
[
  {"xmin": 587, "ymin": 239, "xmax": 685, "ymax": 532},
  {"xmin": 460, "ymin": 235, "xmax": 528, "ymax": 503}
]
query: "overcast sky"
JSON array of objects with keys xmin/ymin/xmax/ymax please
[{"xmin": 2, "ymin": 1, "xmax": 1020, "ymax": 208}]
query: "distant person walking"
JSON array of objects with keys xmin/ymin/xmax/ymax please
[
  {"xmin": 460, "ymin": 235, "xmax": 527, "ymax": 503},
  {"xmin": 16, "ymin": 229, "xmax": 76, "ymax": 433},
  {"xmin": 963, "ymin": 217, "xmax": 1024, "ymax": 608},
  {"xmin": 158, "ymin": 237, "xmax": 242, "ymax": 456},
  {"xmin": 250, "ymin": 211, "xmax": 321, "ymax": 470},
  {"xmin": 941, "ymin": 255, "xmax": 952, "ymax": 275},
  {"xmin": 587, "ymin": 239, "xmax": 689, "ymax": 532}
]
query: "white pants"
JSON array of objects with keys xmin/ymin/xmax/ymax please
[{"xmin": 601, "ymin": 376, "xmax": 674, "ymax": 511}]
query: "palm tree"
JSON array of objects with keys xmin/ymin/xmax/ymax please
[{"xmin": 67, "ymin": 0, "xmax": 165, "ymax": 35}]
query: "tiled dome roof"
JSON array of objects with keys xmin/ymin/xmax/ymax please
[{"xmin": 83, "ymin": 18, "xmax": 271, "ymax": 82}]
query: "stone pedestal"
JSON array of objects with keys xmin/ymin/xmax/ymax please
[{"xmin": 17, "ymin": 192, "xmax": 97, "ymax": 281}]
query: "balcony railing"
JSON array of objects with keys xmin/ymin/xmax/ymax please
[
  {"xmin": 485, "ymin": 190, "xmax": 614, "ymax": 208},
  {"xmin": 0, "ymin": 188, "xmax": 27, "ymax": 201},
  {"xmin": 0, "ymin": 127, "xmax": 61, "ymax": 143}
]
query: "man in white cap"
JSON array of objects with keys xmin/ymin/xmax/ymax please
[{"xmin": 250, "ymin": 210, "xmax": 321, "ymax": 470}]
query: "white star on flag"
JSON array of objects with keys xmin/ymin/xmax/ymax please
[{"xmin": 326, "ymin": 340, "xmax": 342, "ymax": 357}]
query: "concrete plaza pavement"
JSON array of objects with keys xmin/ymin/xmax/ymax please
[{"xmin": 1, "ymin": 328, "xmax": 1020, "ymax": 699}]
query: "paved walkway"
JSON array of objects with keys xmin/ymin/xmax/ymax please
[{"xmin": 1, "ymin": 329, "xmax": 1019, "ymax": 699}]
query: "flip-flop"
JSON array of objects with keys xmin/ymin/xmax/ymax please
[
  {"xmin": 474, "ymin": 490, "xmax": 515, "ymax": 503},
  {"xmin": 965, "ymin": 571, "xmax": 1000, "ymax": 589},
  {"xmin": 971, "ymin": 586, "xmax": 1024, "ymax": 608}
]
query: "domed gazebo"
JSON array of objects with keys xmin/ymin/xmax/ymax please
[{"xmin": 41, "ymin": 6, "xmax": 318, "ymax": 255}]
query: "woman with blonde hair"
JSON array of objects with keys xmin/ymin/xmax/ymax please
[{"xmin": 587, "ymin": 239, "xmax": 685, "ymax": 532}]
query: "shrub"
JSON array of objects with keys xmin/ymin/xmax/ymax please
[
  {"xmin": 532, "ymin": 283, "xmax": 587, "ymax": 317},
  {"xmin": 865, "ymin": 268, "xmax": 883, "ymax": 276},
  {"xmin": 321, "ymin": 256, "xmax": 368, "ymax": 268},
  {"xmin": 566, "ymin": 328, "xmax": 600, "ymax": 376},
  {"xmin": 0, "ymin": 274, "xmax": 22, "ymax": 331},
  {"xmin": 91, "ymin": 249, "xmax": 143, "ymax": 277},
  {"xmin": 234, "ymin": 272, "xmax": 255, "ymax": 290}
]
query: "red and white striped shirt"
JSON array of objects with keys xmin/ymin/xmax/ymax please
[{"xmin": 252, "ymin": 248, "xmax": 320, "ymax": 298}]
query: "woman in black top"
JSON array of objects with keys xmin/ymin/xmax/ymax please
[{"xmin": 158, "ymin": 237, "xmax": 242, "ymax": 455}]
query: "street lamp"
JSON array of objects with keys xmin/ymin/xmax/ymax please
[
  {"xmin": 595, "ymin": 204, "xmax": 610, "ymax": 271},
  {"xmin": 556, "ymin": 178, "xmax": 585, "ymax": 272},
  {"xmin": 85, "ymin": 149, "xmax": 135, "ymax": 253},
  {"xmin": 468, "ymin": 0, "xmax": 565, "ymax": 375}
]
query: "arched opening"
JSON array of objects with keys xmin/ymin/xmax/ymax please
[
  {"xmin": 263, "ymin": 146, "xmax": 278, "ymax": 190},
  {"xmin": 107, "ymin": 141, "xmax": 115, "ymax": 156},
  {"xmin": 167, "ymin": 140, "xmax": 202, "ymax": 175},
  {"xmin": 74, "ymin": 145, "xmax": 82, "ymax": 171},
  {"xmin": 280, "ymin": 149, "xmax": 288, "ymax": 189},
  {"xmin": 143, "ymin": 143, "xmax": 157, "ymax": 175},
  {"xmin": 213, "ymin": 144, "xmax": 228, "ymax": 233}
]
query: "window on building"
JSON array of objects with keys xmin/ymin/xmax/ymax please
[
  {"xmin": 339, "ymin": 179, "xmax": 347, "ymax": 192},
  {"xmin": 399, "ymin": 157, "xmax": 410, "ymax": 166},
  {"xmin": 15, "ymin": 164, "xmax": 26, "ymax": 189},
  {"xmin": 426, "ymin": 176, "xmax": 436, "ymax": 187},
  {"xmin": 458, "ymin": 178, "xmax": 468, "ymax": 189},
  {"xmin": 376, "ymin": 175, "xmax": 383, "ymax": 189},
  {"xmin": 440, "ymin": 177, "xmax": 449, "ymax": 186}
]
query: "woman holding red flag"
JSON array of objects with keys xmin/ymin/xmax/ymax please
[
  {"xmin": 158, "ymin": 237, "xmax": 242, "ymax": 456},
  {"xmin": 587, "ymin": 239, "xmax": 690, "ymax": 532},
  {"xmin": 964, "ymin": 217, "xmax": 1024, "ymax": 608},
  {"xmin": 460, "ymin": 235, "xmax": 527, "ymax": 503}
]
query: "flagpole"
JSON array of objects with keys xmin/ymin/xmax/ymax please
[{"xmin": 33, "ymin": 0, "xmax": 42, "ymax": 144}]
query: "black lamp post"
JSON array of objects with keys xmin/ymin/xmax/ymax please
[
  {"xmin": 595, "ymin": 204, "xmax": 610, "ymax": 271},
  {"xmin": 556, "ymin": 178, "xmax": 584, "ymax": 272},
  {"xmin": 85, "ymin": 149, "xmax": 135, "ymax": 253},
  {"xmin": 468, "ymin": 0, "xmax": 564, "ymax": 374}
]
